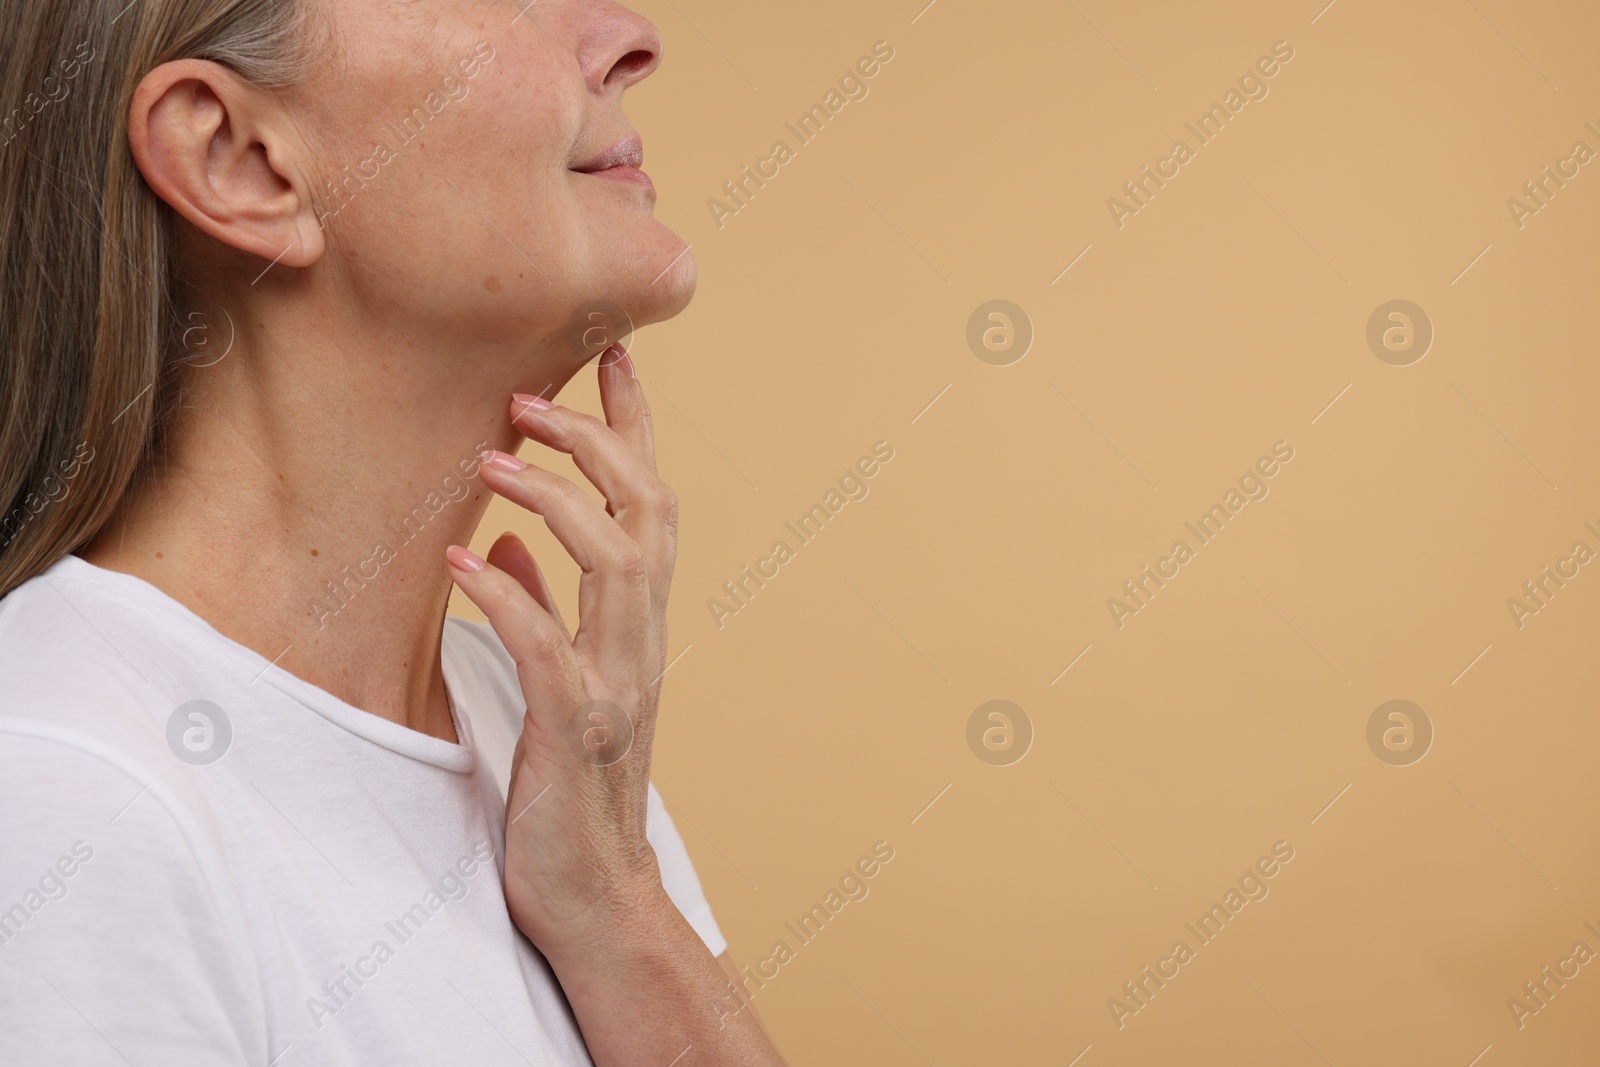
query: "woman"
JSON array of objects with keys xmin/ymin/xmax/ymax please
[{"xmin": 0, "ymin": 0, "xmax": 785, "ymax": 1063}]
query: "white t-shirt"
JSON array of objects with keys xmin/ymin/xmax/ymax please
[{"xmin": 0, "ymin": 554, "xmax": 725, "ymax": 1065}]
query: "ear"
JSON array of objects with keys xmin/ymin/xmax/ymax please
[{"xmin": 129, "ymin": 59, "xmax": 324, "ymax": 273}]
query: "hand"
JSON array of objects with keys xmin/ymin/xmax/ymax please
[{"xmin": 446, "ymin": 344, "xmax": 680, "ymax": 956}]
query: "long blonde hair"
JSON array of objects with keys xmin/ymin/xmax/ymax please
[{"xmin": 0, "ymin": 0, "xmax": 321, "ymax": 596}]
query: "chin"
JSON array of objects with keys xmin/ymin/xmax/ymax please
[
  {"xmin": 618, "ymin": 244, "xmax": 697, "ymax": 329},
  {"xmin": 549, "ymin": 246, "xmax": 695, "ymax": 371}
]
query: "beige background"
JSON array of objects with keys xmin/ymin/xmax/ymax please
[{"xmin": 452, "ymin": 1, "xmax": 1600, "ymax": 1062}]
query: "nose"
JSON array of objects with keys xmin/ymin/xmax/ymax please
[{"xmin": 584, "ymin": 3, "xmax": 663, "ymax": 94}]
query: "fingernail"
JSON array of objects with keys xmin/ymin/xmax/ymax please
[
  {"xmin": 483, "ymin": 450, "xmax": 528, "ymax": 472},
  {"xmin": 512, "ymin": 393, "xmax": 555, "ymax": 412},
  {"xmin": 446, "ymin": 545, "xmax": 485, "ymax": 573},
  {"xmin": 601, "ymin": 344, "xmax": 636, "ymax": 379}
]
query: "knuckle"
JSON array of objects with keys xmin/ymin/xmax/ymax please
[
  {"xmin": 566, "ymin": 410, "xmax": 608, "ymax": 443},
  {"xmin": 547, "ymin": 476, "xmax": 586, "ymax": 507},
  {"xmin": 651, "ymin": 484, "xmax": 679, "ymax": 529},
  {"xmin": 620, "ymin": 692, "xmax": 647, "ymax": 722},
  {"xmin": 613, "ymin": 542, "xmax": 649, "ymax": 580},
  {"xmin": 525, "ymin": 626, "xmax": 569, "ymax": 665}
]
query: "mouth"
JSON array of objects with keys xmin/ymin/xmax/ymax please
[{"xmin": 570, "ymin": 133, "xmax": 654, "ymax": 193}]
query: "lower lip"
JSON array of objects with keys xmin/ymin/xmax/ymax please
[{"xmin": 579, "ymin": 166, "xmax": 655, "ymax": 194}]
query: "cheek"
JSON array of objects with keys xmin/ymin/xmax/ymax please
[
  {"xmin": 337, "ymin": 59, "xmax": 587, "ymax": 321},
  {"xmin": 473, "ymin": 48, "xmax": 584, "ymax": 184},
  {"xmin": 459, "ymin": 57, "xmax": 591, "ymax": 266}
]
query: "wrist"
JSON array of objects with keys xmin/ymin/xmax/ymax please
[
  {"xmin": 529, "ymin": 875, "xmax": 684, "ymax": 973},
  {"xmin": 530, "ymin": 879, "xmax": 786, "ymax": 1066}
]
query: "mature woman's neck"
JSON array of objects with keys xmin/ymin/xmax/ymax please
[{"xmin": 83, "ymin": 308, "xmax": 569, "ymax": 742}]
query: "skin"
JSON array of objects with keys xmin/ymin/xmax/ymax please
[{"xmin": 82, "ymin": 0, "xmax": 781, "ymax": 1061}]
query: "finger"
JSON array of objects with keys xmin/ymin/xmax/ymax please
[
  {"xmin": 504, "ymin": 398, "xmax": 677, "ymax": 608},
  {"xmin": 509, "ymin": 392, "xmax": 659, "ymax": 516},
  {"xmin": 596, "ymin": 344, "xmax": 656, "ymax": 473},
  {"xmin": 445, "ymin": 544, "xmax": 587, "ymax": 718},
  {"xmin": 485, "ymin": 531, "xmax": 570, "ymax": 640},
  {"xmin": 474, "ymin": 456, "xmax": 652, "ymax": 681}
]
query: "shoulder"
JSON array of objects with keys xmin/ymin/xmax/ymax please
[
  {"xmin": 0, "ymin": 559, "xmax": 237, "ymax": 812},
  {"xmin": 0, "ymin": 618, "xmax": 256, "ymax": 973},
  {"xmin": 0, "ymin": 559, "xmax": 181, "ymax": 759},
  {"xmin": 0, "ymin": 729, "xmax": 266, "ymax": 1060},
  {"xmin": 0, "ymin": 559, "xmax": 263, "ymax": 970}
]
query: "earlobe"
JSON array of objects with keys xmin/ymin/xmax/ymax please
[{"xmin": 129, "ymin": 59, "xmax": 323, "ymax": 272}]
